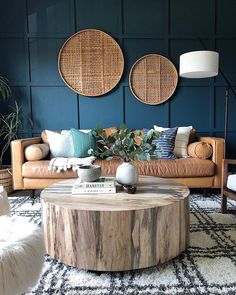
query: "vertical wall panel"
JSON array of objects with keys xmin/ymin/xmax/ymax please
[
  {"xmin": 29, "ymin": 38, "xmax": 66, "ymax": 84},
  {"xmin": 31, "ymin": 87, "xmax": 78, "ymax": 130},
  {"xmin": 76, "ymin": 0, "xmax": 120, "ymax": 34},
  {"xmin": 170, "ymin": 87, "xmax": 211, "ymax": 131},
  {"xmin": 125, "ymin": 87, "xmax": 169, "ymax": 129},
  {"xmin": 0, "ymin": 38, "xmax": 27, "ymax": 84},
  {"xmin": 216, "ymin": 40, "xmax": 236, "ymax": 84},
  {"xmin": 170, "ymin": 0, "xmax": 212, "ymax": 35},
  {"xmin": 79, "ymin": 89, "xmax": 123, "ymax": 129},
  {"xmin": 0, "ymin": 0, "xmax": 25, "ymax": 34},
  {"xmin": 216, "ymin": 0, "xmax": 236, "ymax": 35},
  {"xmin": 0, "ymin": 0, "xmax": 236, "ymax": 160},
  {"xmin": 123, "ymin": 0, "xmax": 165, "ymax": 35},
  {"xmin": 27, "ymin": 0, "xmax": 74, "ymax": 35}
]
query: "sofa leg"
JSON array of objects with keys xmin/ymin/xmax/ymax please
[
  {"xmin": 203, "ymin": 188, "xmax": 211, "ymax": 198},
  {"xmin": 31, "ymin": 190, "xmax": 36, "ymax": 205}
]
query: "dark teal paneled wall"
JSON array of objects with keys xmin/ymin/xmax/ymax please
[{"xmin": 0, "ymin": 0, "xmax": 236, "ymax": 157}]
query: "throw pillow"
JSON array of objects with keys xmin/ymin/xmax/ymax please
[
  {"xmin": 25, "ymin": 143, "xmax": 49, "ymax": 161},
  {"xmin": 189, "ymin": 128, "xmax": 197, "ymax": 144},
  {"xmin": 70, "ymin": 128, "xmax": 97, "ymax": 158},
  {"xmin": 154, "ymin": 125, "xmax": 192, "ymax": 158},
  {"xmin": 145, "ymin": 127, "xmax": 178, "ymax": 159},
  {"xmin": 45, "ymin": 130, "xmax": 74, "ymax": 158},
  {"xmin": 187, "ymin": 142, "xmax": 213, "ymax": 159}
]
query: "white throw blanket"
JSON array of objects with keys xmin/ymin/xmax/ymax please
[{"xmin": 48, "ymin": 156, "xmax": 96, "ymax": 173}]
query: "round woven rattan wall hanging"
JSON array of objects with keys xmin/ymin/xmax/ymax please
[
  {"xmin": 58, "ymin": 29, "xmax": 124, "ymax": 97},
  {"xmin": 129, "ymin": 54, "xmax": 178, "ymax": 105}
]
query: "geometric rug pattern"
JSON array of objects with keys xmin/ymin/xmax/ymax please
[{"xmin": 9, "ymin": 191, "xmax": 236, "ymax": 295}]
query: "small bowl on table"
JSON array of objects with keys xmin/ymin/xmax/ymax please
[{"xmin": 77, "ymin": 165, "xmax": 101, "ymax": 182}]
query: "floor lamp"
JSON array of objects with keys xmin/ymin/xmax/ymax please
[{"xmin": 179, "ymin": 50, "xmax": 236, "ymax": 143}]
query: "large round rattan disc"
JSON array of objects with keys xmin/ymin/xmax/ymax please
[
  {"xmin": 129, "ymin": 54, "xmax": 178, "ymax": 105},
  {"xmin": 58, "ymin": 29, "xmax": 124, "ymax": 97}
]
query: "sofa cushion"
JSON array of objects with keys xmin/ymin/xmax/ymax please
[
  {"xmin": 96, "ymin": 158, "xmax": 215, "ymax": 178},
  {"xmin": 22, "ymin": 161, "xmax": 78, "ymax": 179},
  {"xmin": 22, "ymin": 158, "xmax": 215, "ymax": 179}
]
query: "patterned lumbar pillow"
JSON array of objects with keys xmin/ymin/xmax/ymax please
[
  {"xmin": 145, "ymin": 127, "xmax": 178, "ymax": 159},
  {"xmin": 154, "ymin": 125, "xmax": 192, "ymax": 158},
  {"xmin": 70, "ymin": 128, "xmax": 97, "ymax": 158},
  {"xmin": 45, "ymin": 130, "xmax": 74, "ymax": 158}
]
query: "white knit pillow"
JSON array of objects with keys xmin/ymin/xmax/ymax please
[
  {"xmin": 45, "ymin": 130, "xmax": 74, "ymax": 158},
  {"xmin": 154, "ymin": 125, "xmax": 193, "ymax": 158}
]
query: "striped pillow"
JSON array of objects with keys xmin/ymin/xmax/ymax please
[
  {"xmin": 154, "ymin": 125, "xmax": 193, "ymax": 158},
  {"xmin": 145, "ymin": 128, "xmax": 178, "ymax": 159}
]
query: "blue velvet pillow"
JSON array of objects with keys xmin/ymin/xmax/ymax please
[
  {"xmin": 145, "ymin": 127, "xmax": 178, "ymax": 159},
  {"xmin": 70, "ymin": 128, "xmax": 97, "ymax": 158}
]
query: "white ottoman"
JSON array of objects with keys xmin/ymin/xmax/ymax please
[
  {"xmin": 0, "ymin": 186, "xmax": 10, "ymax": 216},
  {"xmin": 0, "ymin": 216, "xmax": 45, "ymax": 295}
]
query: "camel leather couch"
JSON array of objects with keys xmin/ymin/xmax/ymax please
[{"xmin": 11, "ymin": 132, "xmax": 225, "ymax": 190}]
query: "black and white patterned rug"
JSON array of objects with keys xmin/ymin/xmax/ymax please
[{"xmin": 9, "ymin": 191, "xmax": 236, "ymax": 295}]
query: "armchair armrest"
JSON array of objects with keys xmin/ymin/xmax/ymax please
[
  {"xmin": 199, "ymin": 137, "xmax": 225, "ymax": 187},
  {"xmin": 11, "ymin": 137, "xmax": 41, "ymax": 190}
]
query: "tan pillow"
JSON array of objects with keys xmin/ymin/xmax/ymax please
[
  {"xmin": 188, "ymin": 142, "xmax": 213, "ymax": 159},
  {"xmin": 25, "ymin": 144, "xmax": 49, "ymax": 161}
]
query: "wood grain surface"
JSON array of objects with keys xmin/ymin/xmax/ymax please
[{"xmin": 41, "ymin": 176, "xmax": 189, "ymax": 271}]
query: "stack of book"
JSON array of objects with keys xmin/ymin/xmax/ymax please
[{"xmin": 72, "ymin": 177, "xmax": 116, "ymax": 195}]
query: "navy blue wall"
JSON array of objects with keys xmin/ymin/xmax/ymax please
[{"xmin": 1, "ymin": 0, "xmax": 236, "ymax": 159}]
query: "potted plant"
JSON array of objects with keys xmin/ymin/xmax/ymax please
[
  {"xmin": 0, "ymin": 76, "xmax": 22, "ymax": 193},
  {"xmin": 89, "ymin": 124, "xmax": 160, "ymax": 189}
]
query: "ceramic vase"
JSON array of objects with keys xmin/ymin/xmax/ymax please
[{"xmin": 116, "ymin": 162, "xmax": 139, "ymax": 186}]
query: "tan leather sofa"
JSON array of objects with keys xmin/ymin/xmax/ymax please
[{"xmin": 11, "ymin": 134, "xmax": 225, "ymax": 190}]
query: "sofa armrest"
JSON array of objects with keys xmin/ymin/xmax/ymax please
[
  {"xmin": 199, "ymin": 137, "xmax": 225, "ymax": 187},
  {"xmin": 11, "ymin": 137, "xmax": 42, "ymax": 190}
]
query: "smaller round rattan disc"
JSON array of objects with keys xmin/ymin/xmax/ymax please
[
  {"xmin": 58, "ymin": 29, "xmax": 124, "ymax": 97},
  {"xmin": 129, "ymin": 54, "xmax": 178, "ymax": 105}
]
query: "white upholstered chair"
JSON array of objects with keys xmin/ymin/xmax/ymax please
[
  {"xmin": 0, "ymin": 186, "xmax": 10, "ymax": 216},
  {"xmin": 0, "ymin": 188, "xmax": 45, "ymax": 295},
  {"xmin": 221, "ymin": 159, "xmax": 236, "ymax": 213}
]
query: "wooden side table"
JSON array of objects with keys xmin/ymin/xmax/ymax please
[{"xmin": 41, "ymin": 176, "xmax": 190, "ymax": 271}]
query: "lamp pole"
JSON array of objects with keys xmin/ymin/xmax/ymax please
[{"xmin": 198, "ymin": 38, "xmax": 236, "ymax": 142}]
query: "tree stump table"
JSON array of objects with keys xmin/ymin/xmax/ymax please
[{"xmin": 41, "ymin": 176, "xmax": 190, "ymax": 271}]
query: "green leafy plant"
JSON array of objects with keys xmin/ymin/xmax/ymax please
[
  {"xmin": 89, "ymin": 124, "xmax": 160, "ymax": 162},
  {"xmin": 0, "ymin": 76, "xmax": 11, "ymax": 101},
  {"xmin": 0, "ymin": 101, "xmax": 22, "ymax": 165},
  {"xmin": 0, "ymin": 76, "xmax": 24, "ymax": 165}
]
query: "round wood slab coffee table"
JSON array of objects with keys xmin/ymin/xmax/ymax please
[{"xmin": 41, "ymin": 176, "xmax": 190, "ymax": 272}]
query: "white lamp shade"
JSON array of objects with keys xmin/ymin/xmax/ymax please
[{"xmin": 179, "ymin": 50, "xmax": 219, "ymax": 78}]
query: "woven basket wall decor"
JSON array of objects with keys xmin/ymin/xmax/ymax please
[
  {"xmin": 58, "ymin": 29, "xmax": 124, "ymax": 97},
  {"xmin": 129, "ymin": 54, "xmax": 178, "ymax": 105}
]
